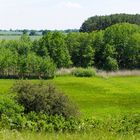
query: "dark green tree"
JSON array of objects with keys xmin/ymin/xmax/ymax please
[
  {"xmin": 66, "ymin": 32, "xmax": 94, "ymax": 67},
  {"xmin": 80, "ymin": 14, "xmax": 140, "ymax": 32},
  {"xmin": 29, "ymin": 30, "xmax": 36, "ymax": 36},
  {"xmin": 104, "ymin": 23, "xmax": 140, "ymax": 69}
]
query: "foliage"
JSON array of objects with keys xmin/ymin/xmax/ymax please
[
  {"xmin": 0, "ymin": 35, "xmax": 56, "ymax": 79},
  {"xmin": 66, "ymin": 33, "xmax": 94, "ymax": 67},
  {"xmin": 103, "ymin": 56, "xmax": 119, "ymax": 71},
  {"xmin": 80, "ymin": 13, "xmax": 140, "ymax": 32},
  {"xmin": 22, "ymin": 29, "xmax": 28, "ymax": 35},
  {"xmin": 0, "ymin": 23, "xmax": 140, "ymax": 78},
  {"xmin": 72, "ymin": 68, "xmax": 96, "ymax": 77},
  {"xmin": 103, "ymin": 23, "xmax": 140, "ymax": 69},
  {"xmin": 0, "ymin": 94, "xmax": 24, "ymax": 118},
  {"xmin": 90, "ymin": 31, "xmax": 105, "ymax": 69},
  {"xmin": 127, "ymin": 33, "xmax": 140, "ymax": 69},
  {"xmin": 89, "ymin": 23, "xmax": 140, "ymax": 70},
  {"xmin": 13, "ymin": 81, "xmax": 79, "ymax": 118},
  {"xmin": 41, "ymin": 32, "xmax": 72, "ymax": 68},
  {"xmin": 0, "ymin": 110, "xmax": 139, "ymax": 134},
  {"xmin": 29, "ymin": 30, "xmax": 36, "ymax": 36}
]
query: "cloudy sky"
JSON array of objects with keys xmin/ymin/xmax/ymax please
[{"xmin": 0, "ymin": 0, "xmax": 140, "ymax": 30}]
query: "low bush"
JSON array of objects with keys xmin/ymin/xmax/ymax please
[
  {"xmin": 0, "ymin": 94, "xmax": 25, "ymax": 130},
  {"xmin": 103, "ymin": 114, "xmax": 140, "ymax": 134},
  {"xmin": 0, "ymin": 94, "xmax": 24, "ymax": 118},
  {"xmin": 72, "ymin": 68, "xmax": 96, "ymax": 77},
  {"xmin": 0, "ymin": 110, "xmax": 139, "ymax": 134},
  {"xmin": 12, "ymin": 81, "xmax": 79, "ymax": 118}
]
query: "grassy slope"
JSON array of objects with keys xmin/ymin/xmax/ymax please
[{"xmin": 0, "ymin": 76, "xmax": 140, "ymax": 118}]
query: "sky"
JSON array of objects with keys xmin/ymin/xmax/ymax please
[{"xmin": 0, "ymin": 0, "xmax": 140, "ymax": 30}]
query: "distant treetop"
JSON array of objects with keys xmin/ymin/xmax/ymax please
[{"xmin": 80, "ymin": 14, "xmax": 140, "ymax": 32}]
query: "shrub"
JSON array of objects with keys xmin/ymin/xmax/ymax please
[
  {"xmin": 12, "ymin": 81, "xmax": 79, "ymax": 118},
  {"xmin": 0, "ymin": 94, "xmax": 24, "ymax": 118},
  {"xmin": 72, "ymin": 68, "xmax": 96, "ymax": 77},
  {"xmin": 102, "ymin": 114, "xmax": 140, "ymax": 134},
  {"xmin": 1, "ymin": 111, "xmax": 139, "ymax": 133},
  {"xmin": 0, "ymin": 94, "xmax": 25, "ymax": 130},
  {"xmin": 103, "ymin": 56, "xmax": 119, "ymax": 71}
]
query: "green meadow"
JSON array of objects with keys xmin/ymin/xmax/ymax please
[
  {"xmin": 0, "ymin": 76, "xmax": 140, "ymax": 139},
  {"xmin": 0, "ymin": 76, "xmax": 140, "ymax": 118}
]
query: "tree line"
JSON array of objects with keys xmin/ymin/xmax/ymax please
[
  {"xmin": 0, "ymin": 29, "xmax": 79, "ymax": 36},
  {"xmin": 0, "ymin": 23, "xmax": 140, "ymax": 79},
  {"xmin": 80, "ymin": 14, "xmax": 140, "ymax": 32}
]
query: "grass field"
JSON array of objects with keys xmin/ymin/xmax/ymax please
[
  {"xmin": 0, "ymin": 76, "xmax": 140, "ymax": 139},
  {"xmin": 0, "ymin": 76, "xmax": 140, "ymax": 118},
  {"xmin": 0, "ymin": 35, "xmax": 42, "ymax": 40}
]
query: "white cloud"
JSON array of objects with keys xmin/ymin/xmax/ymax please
[{"xmin": 59, "ymin": 1, "xmax": 83, "ymax": 9}]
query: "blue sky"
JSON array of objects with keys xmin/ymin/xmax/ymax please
[{"xmin": 0, "ymin": 0, "xmax": 140, "ymax": 30}]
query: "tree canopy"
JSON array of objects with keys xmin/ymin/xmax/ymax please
[
  {"xmin": 80, "ymin": 14, "xmax": 140, "ymax": 32},
  {"xmin": 0, "ymin": 22, "xmax": 140, "ymax": 79}
]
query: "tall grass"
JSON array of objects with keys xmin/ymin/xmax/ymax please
[
  {"xmin": 0, "ymin": 130, "xmax": 139, "ymax": 140},
  {"xmin": 97, "ymin": 70, "xmax": 140, "ymax": 77},
  {"xmin": 56, "ymin": 68, "xmax": 76, "ymax": 76},
  {"xmin": 56, "ymin": 68, "xmax": 140, "ymax": 77}
]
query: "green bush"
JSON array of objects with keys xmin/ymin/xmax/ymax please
[
  {"xmin": 102, "ymin": 114, "xmax": 140, "ymax": 134},
  {"xmin": 0, "ymin": 94, "xmax": 25, "ymax": 130},
  {"xmin": 0, "ymin": 94, "xmax": 24, "ymax": 118},
  {"xmin": 0, "ymin": 111, "xmax": 139, "ymax": 134},
  {"xmin": 103, "ymin": 56, "xmax": 119, "ymax": 71},
  {"xmin": 72, "ymin": 68, "xmax": 96, "ymax": 77},
  {"xmin": 13, "ymin": 81, "xmax": 79, "ymax": 118}
]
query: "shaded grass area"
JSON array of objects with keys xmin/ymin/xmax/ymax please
[{"xmin": 0, "ymin": 76, "xmax": 140, "ymax": 117}]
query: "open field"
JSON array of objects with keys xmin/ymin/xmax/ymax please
[
  {"xmin": 0, "ymin": 76, "xmax": 140, "ymax": 118},
  {"xmin": 53, "ymin": 76, "xmax": 140, "ymax": 117},
  {"xmin": 0, "ymin": 76, "xmax": 140, "ymax": 139},
  {"xmin": 0, "ymin": 35, "xmax": 42, "ymax": 40}
]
